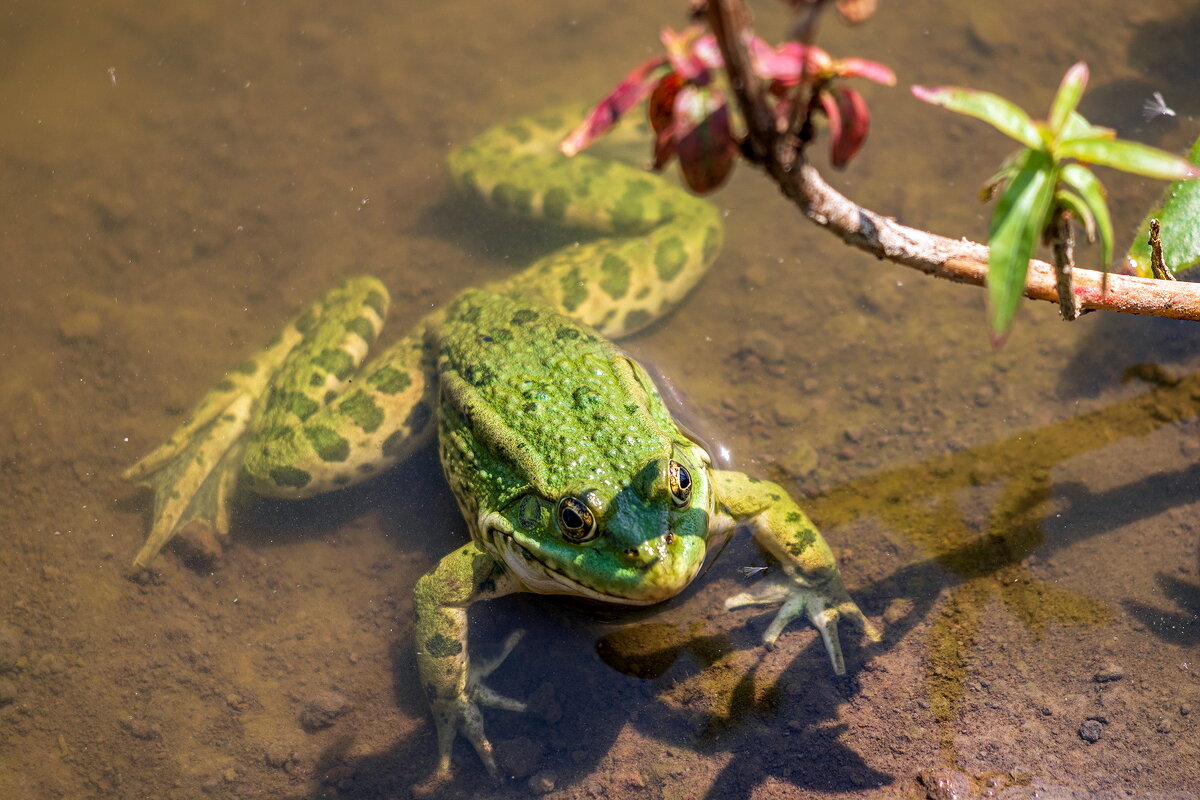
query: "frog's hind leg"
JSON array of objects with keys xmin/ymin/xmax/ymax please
[
  {"xmin": 124, "ymin": 303, "xmax": 314, "ymax": 568},
  {"xmin": 126, "ymin": 277, "xmax": 436, "ymax": 566},
  {"xmin": 238, "ymin": 291, "xmax": 441, "ymax": 501},
  {"xmin": 448, "ymin": 108, "xmax": 724, "ymax": 339}
]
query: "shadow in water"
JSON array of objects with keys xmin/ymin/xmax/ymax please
[{"xmin": 1123, "ymin": 571, "xmax": 1200, "ymax": 647}]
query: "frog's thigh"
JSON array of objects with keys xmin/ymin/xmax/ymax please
[{"xmin": 242, "ymin": 321, "xmax": 438, "ymax": 498}]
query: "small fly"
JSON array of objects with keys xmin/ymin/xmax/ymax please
[
  {"xmin": 1142, "ymin": 91, "xmax": 1176, "ymax": 121},
  {"xmin": 739, "ymin": 565, "xmax": 768, "ymax": 577}
]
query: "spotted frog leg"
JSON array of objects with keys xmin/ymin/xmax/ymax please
[
  {"xmin": 413, "ymin": 542, "xmax": 526, "ymax": 780},
  {"xmin": 124, "ymin": 277, "xmax": 438, "ymax": 567},
  {"xmin": 712, "ymin": 471, "xmax": 880, "ymax": 674}
]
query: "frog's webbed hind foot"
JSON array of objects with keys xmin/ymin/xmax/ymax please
[
  {"xmin": 432, "ymin": 629, "xmax": 527, "ymax": 782},
  {"xmin": 726, "ymin": 573, "xmax": 880, "ymax": 675},
  {"xmin": 124, "ymin": 391, "xmax": 258, "ymax": 569}
]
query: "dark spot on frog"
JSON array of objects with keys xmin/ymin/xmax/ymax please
[
  {"xmin": 464, "ymin": 365, "xmax": 495, "ymax": 387},
  {"xmin": 405, "ymin": 400, "xmax": 432, "ymax": 434},
  {"xmin": 623, "ymin": 309, "xmax": 652, "ymax": 332},
  {"xmin": 425, "ymin": 633, "xmax": 463, "ymax": 659},
  {"xmin": 556, "ymin": 326, "xmax": 580, "ymax": 340},
  {"xmin": 479, "ymin": 328, "xmax": 512, "ymax": 344},
  {"xmin": 511, "ymin": 309, "xmax": 538, "ymax": 325}
]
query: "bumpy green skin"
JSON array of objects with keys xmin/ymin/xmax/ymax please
[{"xmin": 125, "ymin": 107, "xmax": 877, "ymax": 781}]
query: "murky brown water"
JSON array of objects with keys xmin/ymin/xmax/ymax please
[{"xmin": 1, "ymin": 1, "xmax": 1198, "ymax": 798}]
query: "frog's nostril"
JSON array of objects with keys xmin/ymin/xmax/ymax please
[
  {"xmin": 663, "ymin": 532, "xmax": 675, "ymax": 544},
  {"xmin": 624, "ymin": 547, "xmax": 639, "ymax": 559}
]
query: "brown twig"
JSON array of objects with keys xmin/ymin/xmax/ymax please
[
  {"xmin": 1049, "ymin": 209, "xmax": 1079, "ymax": 320},
  {"xmin": 706, "ymin": 0, "xmax": 1200, "ymax": 322},
  {"xmin": 1148, "ymin": 219, "xmax": 1176, "ymax": 281}
]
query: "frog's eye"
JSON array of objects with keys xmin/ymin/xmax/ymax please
[
  {"xmin": 557, "ymin": 497, "xmax": 598, "ymax": 543},
  {"xmin": 667, "ymin": 460, "xmax": 692, "ymax": 507}
]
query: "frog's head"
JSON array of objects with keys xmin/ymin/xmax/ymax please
[{"xmin": 479, "ymin": 441, "xmax": 714, "ymax": 605}]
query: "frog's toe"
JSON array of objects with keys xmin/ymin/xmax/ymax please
[
  {"xmin": 838, "ymin": 598, "xmax": 882, "ymax": 642},
  {"xmin": 430, "ymin": 631, "xmax": 530, "ymax": 780},
  {"xmin": 805, "ymin": 597, "xmax": 847, "ymax": 675},
  {"xmin": 459, "ymin": 700, "xmax": 501, "ymax": 779},
  {"xmin": 728, "ymin": 574, "xmax": 878, "ymax": 676},
  {"xmin": 474, "ymin": 684, "xmax": 526, "ymax": 713}
]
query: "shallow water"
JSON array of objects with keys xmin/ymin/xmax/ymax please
[{"xmin": 1, "ymin": 1, "xmax": 1198, "ymax": 798}]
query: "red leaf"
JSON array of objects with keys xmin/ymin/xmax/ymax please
[
  {"xmin": 649, "ymin": 72, "xmax": 684, "ymax": 135},
  {"xmin": 829, "ymin": 86, "xmax": 870, "ymax": 168},
  {"xmin": 674, "ymin": 87, "xmax": 737, "ymax": 193},
  {"xmin": 833, "ymin": 57, "xmax": 896, "ymax": 86},
  {"xmin": 818, "ymin": 89, "xmax": 843, "ymax": 155},
  {"xmin": 561, "ymin": 56, "xmax": 668, "ymax": 156},
  {"xmin": 648, "ymin": 72, "xmax": 684, "ymax": 170}
]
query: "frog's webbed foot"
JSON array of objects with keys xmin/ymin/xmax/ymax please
[
  {"xmin": 124, "ymin": 391, "xmax": 257, "ymax": 569},
  {"xmin": 432, "ymin": 629, "xmax": 527, "ymax": 781},
  {"xmin": 726, "ymin": 572, "xmax": 880, "ymax": 675}
]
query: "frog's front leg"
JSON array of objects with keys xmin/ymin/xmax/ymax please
[
  {"xmin": 413, "ymin": 541, "xmax": 526, "ymax": 780},
  {"xmin": 712, "ymin": 470, "xmax": 880, "ymax": 674}
]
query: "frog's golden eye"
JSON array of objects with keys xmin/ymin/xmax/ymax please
[
  {"xmin": 557, "ymin": 497, "xmax": 598, "ymax": 543},
  {"xmin": 667, "ymin": 460, "xmax": 692, "ymax": 507}
]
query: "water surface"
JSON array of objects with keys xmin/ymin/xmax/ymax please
[{"xmin": 1, "ymin": 1, "xmax": 1197, "ymax": 797}]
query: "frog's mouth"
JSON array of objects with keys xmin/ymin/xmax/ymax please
[{"xmin": 484, "ymin": 525, "xmax": 676, "ymax": 606}]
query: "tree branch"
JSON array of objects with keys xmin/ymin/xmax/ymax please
[{"xmin": 706, "ymin": 0, "xmax": 1200, "ymax": 322}]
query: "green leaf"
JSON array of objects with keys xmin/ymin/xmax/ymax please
[
  {"xmin": 1058, "ymin": 163, "xmax": 1113, "ymax": 267},
  {"xmin": 1057, "ymin": 137, "xmax": 1200, "ymax": 181},
  {"xmin": 912, "ymin": 85, "xmax": 1041, "ymax": 149},
  {"xmin": 1060, "ymin": 111, "xmax": 1113, "ymax": 142},
  {"xmin": 1126, "ymin": 134, "xmax": 1200, "ymax": 276},
  {"xmin": 987, "ymin": 151, "xmax": 1058, "ymax": 338},
  {"xmin": 1047, "ymin": 62, "xmax": 1088, "ymax": 139},
  {"xmin": 1054, "ymin": 188, "xmax": 1097, "ymax": 245}
]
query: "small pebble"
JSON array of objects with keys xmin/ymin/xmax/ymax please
[
  {"xmin": 0, "ymin": 626, "xmax": 21, "ymax": 672},
  {"xmin": 528, "ymin": 769, "xmax": 557, "ymax": 795},
  {"xmin": 919, "ymin": 767, "xmax": 973, "ymax": 800},
  {"xmin": 0, "ymin": 677, "xmax": 17, "ymax": 706},
  {"xmin": 121, "ymin": 717, "xmax": 162, "ymax": 740},
  {"xmin": 1078, "ymin": 719, "xmax": 1104, "ymax": 743},
  {"xmin": 1180, "ymin": 704, "xmax": 1192, "ymax": 717},
  {"xmin": 1093, "ymin": 664, "xmax": 1124, "ymax": 683},
  {"xmin": 1155, "ymin": 717, "xmax": 1172, "ymax": 734},
  {"xmin": 496, "ymin": 736, "xmax": 544, "ymax": 779},
  {"xmin": 264, "ymin": 741, "xmax": 298, "ymax": 769},
  {"xmin": 299, "ymin": 690, "xmax": 351, "ymax": 732},
  {"xmin": 58, "ymin": 310, "xmax": 103, "ymax": 342}
]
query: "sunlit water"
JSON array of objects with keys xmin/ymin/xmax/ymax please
[{"xmin": 1, "ymin": 1, "xmax": 1197, "ymax": 797}]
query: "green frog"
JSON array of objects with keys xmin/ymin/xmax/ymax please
[{"xmin": 124, "ymin": 107, "xmax": 878, "ymax": 780}]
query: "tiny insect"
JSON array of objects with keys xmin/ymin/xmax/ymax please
[
  {"xmin": 107, "ymin": 67, "xmax": 117, "ymax": 86},
  {"xmin": 1142, "ymin": 91, "xmax": 1176, "ymax": 121},
  {"xmin": 739, "ymin": 565, "xmax": 768, "ymax": 577}
]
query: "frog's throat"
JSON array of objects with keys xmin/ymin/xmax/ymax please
[{"xmin": 478, "ymin": 512, "xmax": 679, "ymax": 607}]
